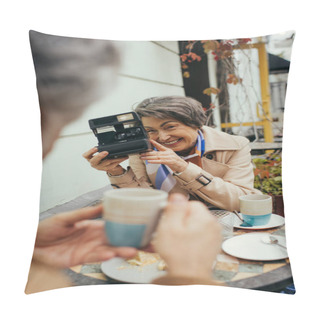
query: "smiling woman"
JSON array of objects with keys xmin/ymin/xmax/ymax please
[{"xmin": 84, "ymin": 96, "xmax": 261, "ymax": 211}]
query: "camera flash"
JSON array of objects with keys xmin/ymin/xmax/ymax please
[{"xmin": 117, "ymin": 113, "xmax": 134, "ymax": 122}]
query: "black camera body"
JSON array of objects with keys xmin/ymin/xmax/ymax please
[{"xmin": 89, "ymin": 112, "xmax": 152, "ymax": 158}]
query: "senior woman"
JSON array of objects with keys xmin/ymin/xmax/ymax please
[{"xmin": 83, "ymin": 96, "xmax": 261, "ymax": 211}]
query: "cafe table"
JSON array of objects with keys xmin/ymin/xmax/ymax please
[{"xmin": 41, "ymin": 186, "xmax": 294, "ymax": 293}]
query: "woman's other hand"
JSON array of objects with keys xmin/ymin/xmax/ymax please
[
  {"xmin": 82, "ymin": 147, "xmax": 127, "ymax": 175},
  {"xmin": 140, "ymin": 139, "xmax": 188, "ymax": 173}
]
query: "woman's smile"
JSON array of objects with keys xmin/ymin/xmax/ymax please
[{"xmin": 161, "ymin": 138, "xmax": 183, "ymax": 147}]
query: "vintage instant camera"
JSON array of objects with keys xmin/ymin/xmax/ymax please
[{"xmin": 89, "ymin": 112, "xmax": 152, "ymax": 158}]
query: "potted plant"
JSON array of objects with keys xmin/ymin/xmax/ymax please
[{"xmin": 252, "ymin": 154, "xmax": 284, "ymax": 217}]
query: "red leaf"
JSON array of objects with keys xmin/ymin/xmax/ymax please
[
  {"xmin": 189, "ymin": 52, "xmax": 202, "ymax": 61},
  {"xmin": 180, "ymin": 54, "xmax": 188, "ymax": 62},
  {"xmin": 254, "ymin": 168, "xmax": 261, "ymax": 176},
  {"xmin": 238, "ymin": 38, "xmax": 251, "ymax": 44}
]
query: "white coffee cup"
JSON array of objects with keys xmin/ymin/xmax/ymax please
[
  {"xmin": 103, "ymin": 188, "xmax": 168, "ymax": 248},
  {"xmin": 239, "ymin": 194, "xmax": 273, "ymax": 226}
]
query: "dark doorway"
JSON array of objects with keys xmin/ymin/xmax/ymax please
[{"xmin": 178, "ymin": 41, "xmax": 211, "ymax": 109}]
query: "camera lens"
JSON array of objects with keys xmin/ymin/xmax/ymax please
[
  {"xmin": 115, "ymin": 133, "xmax": 126, "ymax": 140},
  {"xmin": 128, "ymin": 128, "xmax": 141, "ymax": 137}
]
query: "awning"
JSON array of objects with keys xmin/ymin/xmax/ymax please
[{"xmin": 268, "ymin": 53, "xmax": 290, "ymax": 74}]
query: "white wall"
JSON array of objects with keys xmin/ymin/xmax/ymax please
[{"xmin": 40, "ymin": 41, "xmax": 184, "ymax": 212}]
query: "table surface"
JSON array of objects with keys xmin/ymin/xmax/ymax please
[
  {"xmin": 66, "ymin": 221, "xmax": 293, "ymax": 292},
  {"xmin": 42, "ymin": 187, "xmax": 293, "ymax": 292}
]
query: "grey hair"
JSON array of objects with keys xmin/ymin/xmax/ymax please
[
  {"xmin": 29, "ymin": 30, "xmax": 120, "ymax": 122},
  {"xmin": 134, "ymin": 96, "xmax": 207, "ymax": 128}
]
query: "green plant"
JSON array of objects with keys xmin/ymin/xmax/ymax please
[{"xmin": 253, "ymin": 155, "xmax": 282, "ymax": 195}]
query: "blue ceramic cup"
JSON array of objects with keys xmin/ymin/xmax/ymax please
[
  {"xmin": 103, "ymin": 188, "xmax": 168, "ymax": 248},
  {"xmin": 239, "ymin": 194, "xmax": 272, "ymax": 226}
]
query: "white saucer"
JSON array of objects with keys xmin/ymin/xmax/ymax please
[
  {"xmin": 233, "ymin": 213, "xmax": 285, "ymax": 230},
  {"xmin": 101, "ymin": 257, "xmax": 166, "ymax": 284},
  {"xmin": 222, "ymin": 233, "xmax": 288, "ymax": 261}
]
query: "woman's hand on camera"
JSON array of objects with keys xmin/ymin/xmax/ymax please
[
  {"xmin": 140, "ymin": 139, "xmax": 188, "ymax": 173},
  {"xmin": 82, "ymin": 147, "xmax": 127, "ymax": 175}
]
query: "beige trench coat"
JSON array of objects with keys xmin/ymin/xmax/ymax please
[{"xmin": 108, "ymin": 126, "xmax": 261, "ymax": 211}]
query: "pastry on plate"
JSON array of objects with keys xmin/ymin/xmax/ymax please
[{"xmin": 126, "ymin": 251, "xmax": 167, "ymax": 271}]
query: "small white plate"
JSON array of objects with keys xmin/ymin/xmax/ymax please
[
  {"xmin": 233, "ymin": 213, "xmax": 285, "ymax": 230},
  {"xmin": 101, "ymin": 257, "xmax": 166, "ymax": 284},
  {"xmin": 222, "ymin": 233, "xmax": 288, "ymax": 261}
]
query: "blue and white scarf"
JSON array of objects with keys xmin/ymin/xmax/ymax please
[{"xmin": 146, "ymin": 130, "xmax": 205, "ymax": 192}]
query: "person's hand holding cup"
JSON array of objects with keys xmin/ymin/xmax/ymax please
[
  {"xmin": 153, "ymin": 194, "xmax": 222, "ymax": 280},
  {"xmin": 102, "ymin": 188, "xmax": 168, "ymax": 248}
]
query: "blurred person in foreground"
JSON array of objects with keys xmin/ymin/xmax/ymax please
[{"xmin": 25, "ymin": 30, "xmax": 222, "ymax": 294}]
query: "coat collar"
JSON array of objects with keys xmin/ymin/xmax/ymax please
[{"xmin": 201, "ymin": 126, "xmax": 243, "ymax": 152}]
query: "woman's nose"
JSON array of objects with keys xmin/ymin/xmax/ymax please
[{"xmin": 157, "ymin": 130, "xmax": 169, "ymax": 142}]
